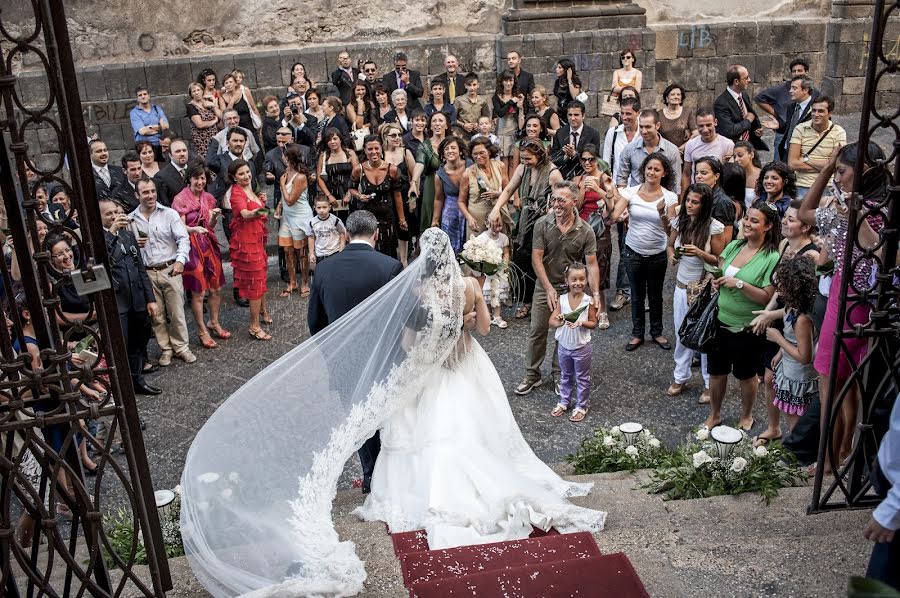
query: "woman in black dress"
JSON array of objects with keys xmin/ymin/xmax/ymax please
[
  {"xmin": 218, "ymin": 73, "xmax": 256, "ymax": 136},
  {"xmin": 317, "ymin": 129, "xmax": 359, "ymax": 223},
  {"xmin": 382, "ymin": 122, "xmax": 418, "ymax": 266},
  {"xmin": 350, "ymin": 135, "xmax": 406, "ymax": 258},
  {"xmin": 553, "ymin": 58, "xmax": 583, "ymax": 125}
]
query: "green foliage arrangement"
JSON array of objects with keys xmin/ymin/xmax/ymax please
[
  {"xmin": 567, "ymin": 425, "xmax": 678, "ymax": 473},
  {"xmin": 103, "ymin": 487, "xmax": 183, "ymax": 568}
]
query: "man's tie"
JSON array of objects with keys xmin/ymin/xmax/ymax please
[
  {"xmin": 448, "ymin": 77, "xmax": 456, "ymax": 103},
  {"xmin": 737, "ymin": 94, "xmax": 750, "ymax": 141},
  {"xmin": 571, "ymin": 131, "xmax": 579, "ymax": 148},
  {"xmin": 100, "ymin": 167, "xmax": 111, "ymax": 187},
  {"xmin": 788, "ymin": 104, "xmax": 801, "ymax": 132}
]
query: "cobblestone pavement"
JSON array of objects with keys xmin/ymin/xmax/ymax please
[{"xmin": 101, "ymin": 112, "xmax": 891, "ymax": 504}]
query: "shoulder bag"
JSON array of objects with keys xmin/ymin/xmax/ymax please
[
  {"xmin": 600, "ymin": 89, "xmax": 619, "ymax": 117},
  {"xmin": 678, "ymin": 279, "xmax": 719, "ymax": 352}
]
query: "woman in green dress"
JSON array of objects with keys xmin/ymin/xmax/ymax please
[{"xmin": 410, "ymin": 111, "xmax": 449, "ymax": 232}]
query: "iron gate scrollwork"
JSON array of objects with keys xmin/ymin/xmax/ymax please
[
  {"xmin": 809, "ymin": 0, "xmax": 900, "ymax": 512},
  {"xmin": 0, "ymin": 1, "xmax": 171, "ymax": 595}
]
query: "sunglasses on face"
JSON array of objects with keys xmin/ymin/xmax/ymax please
[
  {"xmin": 386, "ymin": 133, "xmax": 401, "ymax": 138},
  {"xmin": 364, "ymin": 68, "xmax": 376, "ymax": 73},
  {"xmin": 580, "ymin": 156, "xmax": 596, "ymax": 163}
]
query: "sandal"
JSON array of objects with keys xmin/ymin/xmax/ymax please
[
  {"xmin": 261, "ymin": 315, "xmax": 274, "ymax": 325},
  {"xmin": 198, "ymin": 331, "xmax": 218, "ymax": 349},
  {"xmin": 551, "ymin": 403, "xmax": 568, "ymax": 417},
  {"xmin": 569, "ymin": 408, "xmax": 588, "ymax": 422},
  {"xmin": 597, "ymin": 312, "xmax": 610, "ymax": 330},
  {"xmin": 207, "ymin": 323, "xmax": 232, "ymax": 339},
  {"xmin": 249, "ymin": 328, "xmax": 273, "ymax": 341},
  {"xmin": 300, "ymin": 287, "xmax": 311, "ymax": 298},
  {"xmin": 515, "ymin": 305, "xmax": 531, "ymax": 319},
  {"xmin": 752, "ymin": 433, "xmax": 782, "ymax": 447},
  {"xmin": 279, "ymin": 286, "xmax": 297, "ymax": 298}
]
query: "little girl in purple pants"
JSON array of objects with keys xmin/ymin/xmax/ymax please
[{"xmin": 549, "ymin": 262, "xmax": 598, "ymax": 422}]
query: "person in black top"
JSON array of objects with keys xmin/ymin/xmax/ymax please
[
  {"xmin": 506, "ymin": 50, "xmax": 535, "ymax": 106},
  {"xmin": 381, "ymin": 52, "xmax": 424, "ymax": 112},
  {"xmin": 111, "ymin": 151, "xmax": 143, "ymax": 212},
  {"xmin": 331, "ymin": 50, "xmax": 360, "ymax": 106},
  {"xmin": 553, "ymin": 58, "xmax": 583, "ymax": 125},
  {"xmin": 90, "ymin": 139, "xmax": 125, "ymax": 199},
  {"xmin": 98, "ymin": 199, "xmax": 160, "ymax": 395}
]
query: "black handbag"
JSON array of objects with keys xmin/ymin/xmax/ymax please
[{"xmin": 678, "ymin": 279, "xmax": 719, "ymax": 352}]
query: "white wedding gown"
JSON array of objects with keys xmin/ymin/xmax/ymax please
[
  {"xmin": 354, "ymin": 296, "xmax": 606, "ymax": 550},
  {"xmin": 181, "ymin": 230, "xmax": 605, "ymax": 597}
]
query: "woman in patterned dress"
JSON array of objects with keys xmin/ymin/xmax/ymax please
[
  {"xmin": 171, "ymin": 162, "xmax": 230, "ymax": 349},
  {"xmin": 186, "ymin": 82, "xmax": 221, "ymax": 158}
]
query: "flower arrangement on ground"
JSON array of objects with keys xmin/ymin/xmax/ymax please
[
  {"xmin": 566, "ymin": 424, "xmax": 676, "ymax": 473},
  {"xmin": 645, "ymin": 427, "xmax": 806, "ymax": 502},
  {"xmin": 103, "ymin": 485, "xmax": 184, "ymax": 568}
]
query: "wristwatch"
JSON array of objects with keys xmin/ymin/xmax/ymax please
[{"xmin": 735, "ymin": 280, "xmax": 744, "ymax": 290}]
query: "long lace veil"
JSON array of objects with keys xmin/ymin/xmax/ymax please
[{"xmin": 180, "ymin": 229, "xmax": 464, "ymax": 597}]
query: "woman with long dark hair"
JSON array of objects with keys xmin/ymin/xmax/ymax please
[
  {"xmin": 490, "ymin": 139, "xmax": 564, "ymax": 320},
  {"xmin": 573, "ymin": 143, "xmax": 614, "ymax": 329},
  {"xmin": 798, "ymin": 141, "xmax": 886, "ymax": 473},
  {"xmin": 432, "ymin": 136, "xmax": 468, "ymax": 253},
  {"xmin": 317, "ymin": 128, "xmax": 359, "ymax": 223},
  {"xmin": 492, "ymin": 70, "xmax": 523, "ymax": 174},
  {"xmin": 693, "ymin": 156, "xmax": 736, "ymax": 244},
  {"xmin": 511, "ymin": 114, "xmax": 550, "ymax": 172},
  {"xmin": 666, "ymin": 183, "xmax": 727, "ymax": 399},
  {"xmin": 733, "ymin": 140, "xmax": 761, "ymax": 211},
  {"xmin": 373, "ymin": 84, "xmax": 393, "ymax": 126},
  {"xmin": 218, "ymin": 73, "xmax": 257, "ymax": 137},
  {"xmin": 410, "ymin": 112, "xmax": 449, "ymax": 233},
  {"xmin": 721, "ymin": 162, "xmax": 748, "ymax": 228},
  {"xmin": 553, "ymin": 58, "xmax": 582, "ymax": 125},
  {"xmin": 704, "ymin": 201, "xmax": 782, "ymax": 432},
  {"xmin": 754, "ymin": 160, "xmax": 797, "ymax": 218},
  {"xmin": 608, "ymin": 152, "xmax": 679, "ymax": 352},
  {"xmin": 346, "ymin": 81, "xmax": 376, "ymax": 132},
  {"xmin": 187, "ymin": 82, "xmax": 221, "ymax": 158},
  {"xmin": 382, "ymin": 122, "xmax": 418, "ymax": 266},
  {"xmin": 351, "ymin": 135, "xmax": 405, "ymax": 258}
]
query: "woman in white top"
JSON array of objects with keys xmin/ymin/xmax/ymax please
[
  {"xmin": 734, "ymin": 140, "xmax": 761, "ymax": 212},
  {"xmin": 665, "ymin": 183, "xmax": 727, "ymax": 399},
  {"xmin": 607, "ymin": 152, "xmax": 679, "ymax": 351},
  {"xmin": 276, "ymin": 144, "xmax": 314, "ymax": 297}
]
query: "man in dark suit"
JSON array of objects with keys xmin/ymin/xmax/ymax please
[
  {"xmin": 153, "ymin": 139, "xmax": 190, "ymax": 207},
  {"xmin": 381, "ymin": 52, "xmax": 424, "ymax": 111},
  {"xmin": 208, "ymin": 128, "xmax": 258, "ymax": 307},
  {"xmin": 331, "ymin": 50, "xmax": 360, "ymax": 106},
  {"xmin": 713, "ymin": 64, "xmax": 768, "ymax": 151},
  {"xmin": 773, "ymin": 76, "xmax": 815, "ymax": 158},
  {"xmin": 90, "ymin": 139, "xmax": 125, "ymax": 199},
  {"xmin": 506, "ymin": 50, "xmax": 535, "ymax": 108},
  {"xmin": 98, "ymin": 198, "xmax": 160, "ymax": 396},
  {"xmin": 433, "ymin": 55, "xmax": 467, "ymax": 104},
  {"xmin": 110, "ymin": 151, "xmax": 143, "ymax": 212},
  {"xmin": 308, "ymin": 210, "xmax": 403, "ymax": 494},
  {"xmin": 551, "ymin": 100, "xmax": 602, "ymax": 179}
]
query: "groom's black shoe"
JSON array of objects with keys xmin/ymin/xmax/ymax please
[{"xmin": 362, "ymin": 477, "xmax": 371, "ymax": 495}]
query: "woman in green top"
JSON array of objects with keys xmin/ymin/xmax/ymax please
[
  {"xmin": 704, "ymin": 201, "xmax": 781, "ymax": 432},
  {"xmin": 410, "ymin": 112, "xmax": 449, "ymax": 233}
]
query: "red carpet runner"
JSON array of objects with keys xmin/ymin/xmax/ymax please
[{"xmin": 389, "ymin": 527, "xmax": 650, "ymax": 597}]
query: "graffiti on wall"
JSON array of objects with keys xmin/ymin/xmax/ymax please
[{"xmin": 679, "ymin": 25, "xmax": 714, "ymax": 50}]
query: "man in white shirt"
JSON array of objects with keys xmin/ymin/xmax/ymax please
[
  {"xmin": 130, "ymin": 178, "xmax": 195, "ymax": 367},
  {"xmin": 774, "ymin": 76, "xmax": 815, "ymax": 159},
  {"xmin": 864, "ymin": 393, "xmax": 900, "ymax": 590},
  {"xmin": 207, "ymin": 110, "xmax": 259, "ymax": 162},
  {"xmin": 681, "ymin": 108, "xmax": 735, "ymax": 195},
  {"xmin": 602, "ymin": 97, "xmax": 639, "ymax": 312}
]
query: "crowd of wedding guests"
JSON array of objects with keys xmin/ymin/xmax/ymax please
[{"xmin": 4, "ymin": 45, "xmax": 897, "ymax": 585}]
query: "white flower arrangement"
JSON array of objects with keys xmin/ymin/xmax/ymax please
[
  {"xmin": 647, "ymin": 428, "xmax": 806, "ymax": 502},
  {"xmin": 567, "ymin": 423, "xmax": 674, "ymax": 473},
  {"xmin": 458, "ymin": 236, "xmax": 510, "ymax": 307}
]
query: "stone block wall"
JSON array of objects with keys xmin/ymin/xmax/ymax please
[{"xmin": 12, "ymin": 13, "xmax": 896, "ymax": 166}]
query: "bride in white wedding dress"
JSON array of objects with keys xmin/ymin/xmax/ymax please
[
  {"xmin": 355, "ymin": 264, "xmax": 606, "ymax": 550},
  {"xmin": 180, "ymin": 229, "xmax": 605, "ymax": 598}
]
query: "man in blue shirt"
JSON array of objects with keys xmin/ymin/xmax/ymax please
[
  {"xmin": 865, "ymin": 393, "xmax": 900, "ymax": 590},
  {"xmin": 753, "ymin": 58, "xmax": 816, "ymax": 161},
  {"xmin": 130, "ymin": 86, "xmax": 169, "ymax": 160}
]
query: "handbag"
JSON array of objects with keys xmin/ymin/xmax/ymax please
[
  {"xmin": 243, "ymin": 86, "xmax": 263, "ymax": 130},
  {"xmin": 678, "ymin": 279, "xmax": 719, "ymax": 352},
  {"xmin": 586, "ymin": 203, "xmax": 607, "ymax": 239},
  {"xmin": 685, "ymin": 274, "xmax": 713, "ymax": 306},
  {"xmin": 351, "ymin": 126, "xmax": 370, "ymax": 152},
  {"xmin": 600, "ymin": 90, "xmax": 619, "ymax": 117}
]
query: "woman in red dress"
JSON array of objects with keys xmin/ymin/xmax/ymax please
[
  {"xmin": 172, "ymin": 162, "xmax": 231, "ymax": 349},
  {"xmin": 228, "ymin": 159, "xmax": 273, "ymax": 340}
]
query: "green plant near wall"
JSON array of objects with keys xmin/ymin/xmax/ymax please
[
  {"xmin": 103, "ymin": 490, "xmax": 184, "ymax": 568},
  {"xmin": 566, "ymin": 425, "xmax": 681, "ymax": 474}
]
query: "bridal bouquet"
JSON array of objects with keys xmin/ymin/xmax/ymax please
[{"xmin": 458, "ymin": 236, "xmax": 504, "ymax": 276}]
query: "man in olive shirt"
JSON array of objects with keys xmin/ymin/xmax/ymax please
[
  {"xmin": 453, "ymin": 73, "xmax": 490, "ymax": 139},
  {"xmin": 516, "ymin": 181, "xmax": 601, "ymax": 395}
]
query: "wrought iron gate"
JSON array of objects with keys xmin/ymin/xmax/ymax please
[
  {"xmin": 809, "ymin": 0, "xmax": 900, "ymax": 512},
  {"xmin": 0, "ymin": 1, "xmax": 171, "ymax": 595}
]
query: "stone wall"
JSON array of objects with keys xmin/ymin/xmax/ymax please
[{"xmin": 11, "ymin": 8, "xmax": 898, "ymax": 166}]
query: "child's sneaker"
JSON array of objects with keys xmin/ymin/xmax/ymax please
[{"xmin": 491, "ymin": 316, "xmax": 508, "ymax": 329}]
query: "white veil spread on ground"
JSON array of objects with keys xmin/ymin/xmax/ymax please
[{"xmin": 180, "ymin": 229, "xmax": 465, "ymax": 598}]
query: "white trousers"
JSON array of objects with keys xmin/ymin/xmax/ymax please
[{"xmin": 673, "ymin": 286, "xmax": 709, "ymax": 387}]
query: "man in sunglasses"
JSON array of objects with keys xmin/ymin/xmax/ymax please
[
  {"xmin": 381, "ymin": 52, "xmax": 424, "ymax": 111},
  {"xmin": 361, "ymin": 60, "xmax": 379, "ymax": 85}
]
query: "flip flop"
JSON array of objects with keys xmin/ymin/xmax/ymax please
[
  {"xmin": 300, "ymin": 288, "xmax": 311, "ymax": 298},
  {"xmin": 551, "ymin": 404, "xmax": 567, "ymax": 417},
  {"xmin": 753, "ymin": 434, "xmax": 783, "ymax": 447},
  {"xmin": 738, "ymin": 418, "xmax": 756, "ymax": 432},
  {"xmin": 569, "ymin": 408, "xmax": 588, "ymax": 422}
]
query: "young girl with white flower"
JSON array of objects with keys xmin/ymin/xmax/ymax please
[
  {"xmin": 549, "ymin": 262, "xmax": 598, "ymax": 422},
  {"xmin": 766, "ymin": 256, "xmax": 819, "ymax": 431},
  {"xmin": 476, "ymin": 217, "xmax": 511, "ymax": 328}
]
